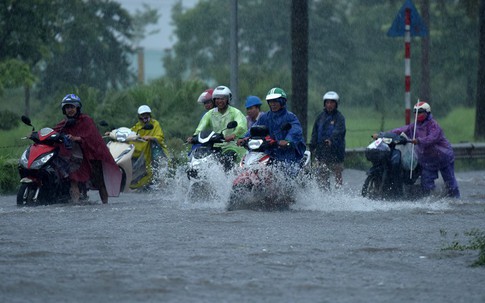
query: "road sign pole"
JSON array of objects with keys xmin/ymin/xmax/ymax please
[
  {"xmin": 387, "ymin": 0, "xmax": 428, "ymax": 125},
  {"xmin": 404, "ymin": 8, "xmax": 411, "ymax": 124}
]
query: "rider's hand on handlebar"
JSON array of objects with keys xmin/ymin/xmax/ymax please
[
  {"xmin": 66, "ymin": 134, "xmax": 81, "ymax": 142},
  {"xmin": 237, "ymin": 138, "xmax": 247, "ymax": 146},
  {"xmin": 411, "ymin": 138, "xmax": 419, "ymax": 145},
  {"xmin": 278, "ymin": 140, "xmax": 290, "ymax": 148},
  {"xmin": 225, "ymin": 134, "xmax": 236, "ymax": 142},
  {"xmin": 186, "ymin": 136, "xmax": 193, "ymax": 143},
  {"xmin": 371, "ymin": 133, "xmax": 378, "ymax": 140}
]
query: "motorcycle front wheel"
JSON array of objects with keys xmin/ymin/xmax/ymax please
[
  {"xmin": 362, "ymin": 174, "xmax": 382, "ymax": 199},
  {"xmin": 227, "ymin": 184, "xmax": 253, "ymax": 211},
  {"xmin": 17, "ymin": 183, "xmax": 38, "ymax": 206}
]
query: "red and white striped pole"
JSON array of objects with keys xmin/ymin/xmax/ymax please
[{"xmin": 404, "ymin": 8, "xmax": 411, "ymax": 124}]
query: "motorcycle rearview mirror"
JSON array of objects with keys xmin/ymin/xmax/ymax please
[
  {"xmin": 226, "ymin": 121, "xmax": 238, "ymax": 129},
  {"xmin": 99, "ymin": 120, "xmax": 109, "ymax": 127},
  {"xmin": 21, "ymin": 115, "xmax": 32, "ymax": 126},
  {"xmin": 21, "ymin": 115, "xmax": 34, "ymax": 131}
]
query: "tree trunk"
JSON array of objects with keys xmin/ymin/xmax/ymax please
[
  {"xmin": 419, "ymin": 0, "xmax": 431, "ymax": 102},
  {"xmin": 24, "ymin": 85, "xmax": 30, "ymax": 117},
  {"xmin": 475, "ymin": 0, "xmax": 485, "ymax": 140},
  {"xmin": 291, "ymin": 0, "xmax": 308, "ymax": 141}
]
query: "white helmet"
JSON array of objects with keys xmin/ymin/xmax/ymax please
[
  {"xmin": 137, "ymin": 105, "xmax": 152, "ymax": 115},
  {"xmin": 323, "ymin": 91, "xmax": 339, "ymax": 102},
  {"xmin": 413, "ymin": 101, "xmax": 431, "ymax": 113},
  {"xmin": 212, "ymin": 85, "xmax": 232, "ymax": 102}
]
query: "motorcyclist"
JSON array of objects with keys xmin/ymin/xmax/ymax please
[
  {"xmin": 373, "ymin": 101, "xmax": 460, "ymax": 198},
  {"xmin": 238, "ymin": 87, "xmax": 306, "ymax": 175},
  {"xmin": 130, "ymin": 105, "xmax": 169, "ymax": 189},
  {"xmin": 187, "ymin": 85, "xmax": 247, "ymax": 170},
  {"xmin": 197, "ymin": 88, "xmax": 215, "ymax": 111},
  {"xmin": 54, "ymin": 94, "xmax": 121, "ymax": 204}
]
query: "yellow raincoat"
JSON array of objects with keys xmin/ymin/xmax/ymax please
[{"xmin": 130, "ymin": 119, "xmax": 169, "ymax": 189}]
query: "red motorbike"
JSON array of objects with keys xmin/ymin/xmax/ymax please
[
  {"xmin": 227, "ymin": 124, "xmax": 310, "ymax": 211},
  {"xmin": 17, "ymin": 116, "xmax": 82, "ymax": 206}
]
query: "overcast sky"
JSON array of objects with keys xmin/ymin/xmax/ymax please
[{"xmin": 117, "ymin": 0, "xmax": 198, "ymax": 50}]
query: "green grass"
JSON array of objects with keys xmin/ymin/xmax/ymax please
[
  {"xmin": 2, "ymin": 106, "xmax": 478, "ymax": 155},
  {"xmin": 441, "ymin": 228, "xmax": 485, "ymax": 267},
  {"xmin": 310, "ymin": 106, "xmax": 476, "ymax": 148}
]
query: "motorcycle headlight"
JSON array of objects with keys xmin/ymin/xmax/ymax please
[
  {"xmin": 248, "ymin": 139, "xmax": 263, "ymax": 150},
  {"xmin": 19, "ymin": 150, "xmax": 29, "ymax": 168},
  {"xmin": 30, "ymin": 152, "xmax": 55, "ymax": 169}
]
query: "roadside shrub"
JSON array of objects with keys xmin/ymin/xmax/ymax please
[
  {"xmin": 441, "ymin": 228, "xmax": 485, "ymax": 267},
  {"xmin": 0, "ymin": 110, "xmax": 20, "ymax": 130},
  {"xmin": 0, "ymin": 157, "xmax": 18, "ymax": 194}
]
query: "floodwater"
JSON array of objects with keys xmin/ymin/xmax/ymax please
[{"xmin": 1, "ymin": 168, "xmax": 484, "ymax": 303}]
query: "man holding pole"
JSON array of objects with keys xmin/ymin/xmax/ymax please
[{"xmin": 373, "ymin": 101, "xmax": 460, "ymax": 198}]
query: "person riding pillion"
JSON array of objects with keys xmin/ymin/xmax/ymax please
[
  {"xmin": 239, "ymin": 87, "xmax": 306, "ymax": 169},
  {"xmin": 197, "ymin": 88, "xmax": 215, "ymax": 112},
  {"xmin": 130, "ymin": 105, "xmax": 169, "ymax": 189},
  {"xmin": 187, "ymin": 85, "xmax": 247, "ymax": 169},
  {"xmin": 245, "ymin": 95, "xmax": 264, "ymax": 129}
]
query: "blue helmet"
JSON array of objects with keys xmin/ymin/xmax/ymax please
[
  {"xmin": 245, "ymin": 96, "xmax": 262, "ymax": 109},
  {"xmin": 61, "ymin": 94, "xmax": 82, "ymax": 115}
]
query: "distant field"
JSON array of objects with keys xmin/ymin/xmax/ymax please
[{"xmin": 309, "ymin": 106, "xmax": 476, "ymax": 148}]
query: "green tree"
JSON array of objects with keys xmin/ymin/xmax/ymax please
[
  {"xmin": 0, "ymin": 0, "xmax": 61, "ymax": 115},
  {"xmin": 165, "ymin": 0, "xmax": 480, "ymax": 132},
  {"xmin": 132, "ymin": 4, "xmax": 161, "ymax": 48},
  {"xmin": 39, "ymin": 0, "xmax": 134, "ymax": 97},
  {"xmin": 0, "ymin": 59, "xmax": 36, "ymax": 116}
]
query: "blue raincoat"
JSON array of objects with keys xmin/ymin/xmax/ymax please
[
  {"xmin": 310, "ymin": 109, "xmax": 346, "ymax": 163},
  {"xmin": 248, "ymin": 108, "xmax": 306, "ymax": 164}
]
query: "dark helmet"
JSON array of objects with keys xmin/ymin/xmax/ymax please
[{"xmin": 61, "ymin": 94, "xmax": 82, "ymax": 115}]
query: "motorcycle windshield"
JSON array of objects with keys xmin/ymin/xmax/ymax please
[
  {"xmin": 39, "ymin": 128, "xmax": 55, "ymax": 137},
  {"xmin": 115, "ymin": 127, "xmax": 136, "ymax": 142}
]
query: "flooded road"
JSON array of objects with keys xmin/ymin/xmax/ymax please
[{"xmin": 1, "ymin": 169, "xmax": 484, "ymax": 303}]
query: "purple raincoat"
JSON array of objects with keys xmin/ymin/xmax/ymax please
[{"xmin": 390, "ymin": 114, "xmax": 454, "ymax": 171}]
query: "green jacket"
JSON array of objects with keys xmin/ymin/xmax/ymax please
[{"xmin": 194, "ymin": 105, "xmax": 248, "ymax": 159}]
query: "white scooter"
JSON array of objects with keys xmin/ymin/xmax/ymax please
[
  {"xmin": 104, "ymin": 124, "xmax": 153, "ymax": 192},
  {"xmin": 185, "ymin": 121, "xmax": 238, "ymax": 201}
]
